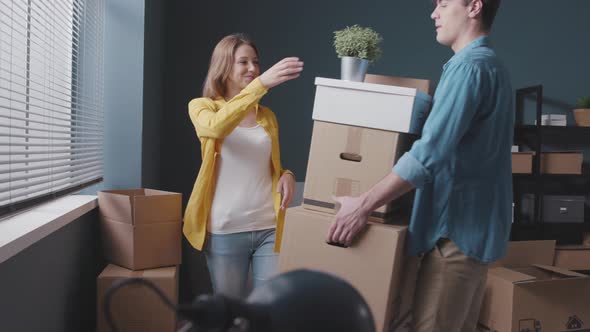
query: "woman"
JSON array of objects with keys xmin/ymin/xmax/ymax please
[{"xmin": 183, "ymin": 33, "xmax": 303, "ymax": 298}]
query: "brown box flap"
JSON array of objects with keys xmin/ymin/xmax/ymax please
[
  {"xmin": 102, "ymin": 189, "xmax": 147, "ymax": 196},
  {"xmin": 98, "ymin": 190, "xmax": 140, "ymax": 224},
  {"xmin": 532, "ymin": 264, "xmax": 588, "ymax": 277},
  {"xmin": 98, "ymin": 189, "xmax": 182, "ymax": 225},
  {"xmin": 133, "ymin": 191, "xmax": 182, "ymax": 224},
  {"xmin": 489, "ymin": 267, "xmax": 537, "ymax": 283},
  {"xmin": 99, "ymin": 264, "xmax": 178, "ymax": 279}
]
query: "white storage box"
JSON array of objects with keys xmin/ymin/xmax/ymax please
[
  {"xmin": 312, "ymin": 77, "xmax": 432, "ymax": 134},
  {"xmin": 541, "ymin": 114, "xmax": 566, "ymax": 126}
]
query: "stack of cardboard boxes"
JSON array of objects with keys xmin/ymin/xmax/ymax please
[
  {"xmin": 478, "ymin": 240, "xmax": 590, "ymax": 332},
  {"xmin": 96, "ymin": 189, "xmax": 183, "ymax": 332},
  {"xmin": 274, "ymin": 75, "xmax": 589, "ymax": 332},
  {"xmin": 279, "ymin": 75, "xmax": 432, "ymax": 332}
]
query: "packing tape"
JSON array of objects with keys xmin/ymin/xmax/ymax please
[
  {"xmin": 332, "ymin": 178, "xmax": 360, "ymax": 197},
  {"xmin": 344, "ymin": 126, "xmax": 362, "ymax": 156},
  {"xmin": 302, "ymin": 198, "xmax": 393, "ymax": 220}
]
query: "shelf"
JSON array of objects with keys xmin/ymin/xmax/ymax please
[
  {"xmin": 512, "ymin": 85, "xmax": 590, "ymax": 244},
  {"xmin": 513, "ymin": 173, "xmax": 590, "ymax": 179},
  {"xmin": 556, "ymin": 244, "xmax": 590, "ymax": 250},
  {"xmin": 515, "ymin": 125, "xmax": 590, "ymax": 135},
  {"xmin": 511, "ymin": 222, "xmax": 589, "ymax": 244}
]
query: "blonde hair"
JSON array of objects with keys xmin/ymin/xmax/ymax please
[{"xmin": 202, "ymin": 34, "xmax": 259, "ymax": 99}]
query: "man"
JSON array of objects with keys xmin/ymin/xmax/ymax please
[{"xmin": 326, "ymin": 0, "xmax": 512, "ymax": 331}]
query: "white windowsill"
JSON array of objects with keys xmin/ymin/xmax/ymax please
[{"xmin": 0, "ymin": 195, "xmax": 98, "ymax": 264}]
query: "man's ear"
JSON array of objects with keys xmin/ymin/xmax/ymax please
[{"xmin": 468, "ymin": 0, "xmax": 483, "ymax": 18}]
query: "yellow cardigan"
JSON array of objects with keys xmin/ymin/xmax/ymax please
[{"xmin": 183, "ymin": 78, "xmax": 293, "ymax": 252}]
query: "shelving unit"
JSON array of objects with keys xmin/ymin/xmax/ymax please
[{"xmin": 511, "ymin": 85, "xmax": 590, "ymax": 244}]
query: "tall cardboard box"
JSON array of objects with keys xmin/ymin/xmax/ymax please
[
  {"xmin": 480, "ymin": 241, "xmax": 590, "ymax": 332},
  {"xmin": 278, "ymin": 206, "xmax": 409, "ymax": 332},
  {"xmin": 303, "ymin": 121, "xmax": 415, "ymax": 222},
  {"xmin": 97, "ymin": 264, "xmax": 179, "ymax": 332},
  {"xmin": 99, "ymin": 189, "xmax": 182, "ymax": 270},
  {"xmin": 312, "ymin": 77, "xmax": 432, "ymax": 135}
]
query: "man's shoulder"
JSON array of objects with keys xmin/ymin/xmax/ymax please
[{"xmin": 455, "ymin": 46, "xmax": 502, "ymax": 69}]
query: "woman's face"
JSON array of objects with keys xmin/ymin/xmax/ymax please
[{"xmin": 226, "ymin": 44, "xmax": 260, "ymax": 93}]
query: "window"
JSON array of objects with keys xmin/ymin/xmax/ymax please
[{"xmin": 0, "ymin": 0, "xmax": 104, "ymax": 217}]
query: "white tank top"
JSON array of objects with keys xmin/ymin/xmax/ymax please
[{"xmin": 208, "ymin": 124, "xmax": 276, "ymax": 234}]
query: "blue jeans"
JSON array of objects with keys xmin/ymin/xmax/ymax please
[{"xmin": 204, "ymin": 228, "xmax": 278, "ymax": 299}]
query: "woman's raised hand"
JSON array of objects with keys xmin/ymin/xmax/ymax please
[{"xmin": 259, "ymin": 57, "xmax": 304, "ymax": 89}]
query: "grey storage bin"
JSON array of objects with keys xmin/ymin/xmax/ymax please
[{"xmin": 542, "ymin": 195, "xmax": 585, "ymax": 223}]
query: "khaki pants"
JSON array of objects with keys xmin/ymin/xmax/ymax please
[{"xmin": 412, "ymin": 238, "xmax": 488, "ymax": 332}]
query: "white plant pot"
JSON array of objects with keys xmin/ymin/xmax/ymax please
[{"xmin": 340, "ymin": 56, "xmax": 369, "ymax": 82}]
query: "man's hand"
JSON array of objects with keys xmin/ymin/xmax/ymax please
[
  {"xmin": 326, "ymin": 171, "xmax": 415, "ymax": 247},
  {"xmin": 326, "ymin": 195, "xmax": 370, "ymax": 247}
]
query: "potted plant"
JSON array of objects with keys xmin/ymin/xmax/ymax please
[
  {"xmin": 333, "ymin": 25, "xmax": 382, "ymax": 82},
  {"xmin": 573, "ymin": 96, "xmax": 590, "ymax": 127}
]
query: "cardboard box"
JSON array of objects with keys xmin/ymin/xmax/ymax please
[
  {"xmin": 312, "ymin": 77, "xmax": 432, "ymax": 135},
  {"xmin": 540, "ymin": 152, "xmax": 583, "ymax": 174},
  {"xmin": 99, "ymin": 189, "xmax": 182, "ymax": 270},
  {"xmin": 278, "ymin": 206, "xmax": 408, "ymax": 332},
  {"xmin": 480, "ymin": 241, "xmax": 590, "ymax": 332},
  {"xmin": 364, "ymin": 73, "xmax": 432, "ymax": 95},
  {"xmin": 303, "ymin": 121, "xmax": 415, "ymax": 222},
  {"xmin": 511, "ymin": 152, "xmax": 583, "ymax": 174},
  {"xmin": 97, "ymin": 264, "xmax": 179, "ymax": 332},
  {"xmin": 490, "ymin": 240, "xmax": 556, "ymax": 268},
  {"xmin": 511, "ymin": 152, "xmax": 533, "ymax": 174},
  {"xmin": 554, "ymin": 245, "xmax": 590, "ymax": 270}
]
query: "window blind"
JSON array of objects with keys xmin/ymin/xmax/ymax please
[{"xmin": 0, "ymin": 0, "xmax": 104, "ymax": 216}]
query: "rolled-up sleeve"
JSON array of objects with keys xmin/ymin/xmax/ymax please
[{"xmin": 393, "ymin": 62, "xmax": 483, "ymax": 187}]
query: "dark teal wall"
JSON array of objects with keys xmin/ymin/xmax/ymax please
[
  {"xmin": 158, "ymin": 0, "xmax": 590, "ymax": 300},
  {"xmin": 142, "ymin": 0, "xmax": 165, "ymax": 188},
  {"xmin": 160, "ymin": 0, "xmax": 590, "ymax": 199}
]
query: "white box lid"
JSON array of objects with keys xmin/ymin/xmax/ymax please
[{"xmin": 315, "ymin": 77, "xmax": 432, "ymax": 102}]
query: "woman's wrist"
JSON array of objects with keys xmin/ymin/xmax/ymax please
[{"xmin": 281, "ymin": 170, "xmax": 295, "ymax": 181}]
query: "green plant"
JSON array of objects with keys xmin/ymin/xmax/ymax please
[
  {"xmin": 576, "ymin": 96, "xmax": 590, "ymax": 108},
  {"xmin": 333, "ymin": 25, "xmax": 383, "ymax": 62}
]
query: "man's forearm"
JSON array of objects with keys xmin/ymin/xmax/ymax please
[{"xmin": 359, "ymin": 171, "xmax": 416, "ymax": 215}]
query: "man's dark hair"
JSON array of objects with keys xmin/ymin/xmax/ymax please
[
  {"xmin": 432, "ymin": 0, "xmax": 502, "ymax": 31},
  {"xmin": 467, "ymin": 0, "xmax": 501, "ymax": 31}
]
